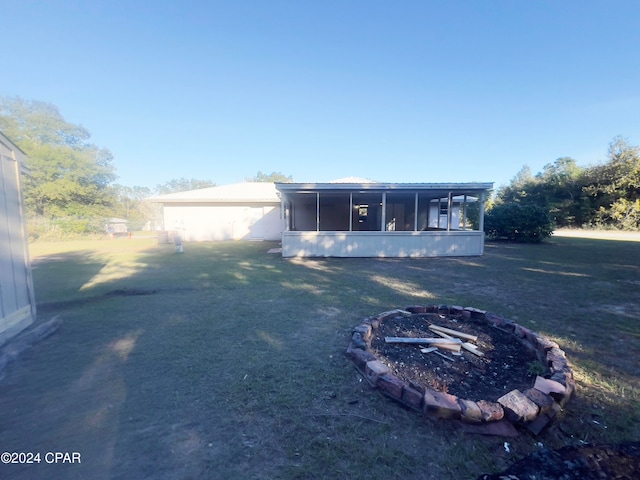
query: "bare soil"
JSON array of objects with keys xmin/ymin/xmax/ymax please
[
  {"xmin": 369, "ymin": 312, "xmax": 542, "ymax": 401},
  {"xmin": 478, "ymin": 441, "xmax": 640, "ymax": 479}
]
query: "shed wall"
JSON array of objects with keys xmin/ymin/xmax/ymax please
[{"xmin": 0, "ymin": 138, "xmax": 35, "ymax": 346}]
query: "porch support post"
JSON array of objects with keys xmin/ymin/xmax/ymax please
[
  {"xmin": 462, "ymin": 194, "xmax": 467, "ymax": 231},
  {"xmin": 316, "ymin": 192, "xmax": 320, "ymax": 232},
  {"xmin": 280, "ymin": 193, "xmax": 287, "ymax": 231},
  {"xmin": 479, "ymin": 191, "xmax": 487, "ymax": 254},
  {"xmin": 349, "ymin": 192, "xmax": 353, "ymax": 231},
  {"xmin": 479, "ymin": 191, "xmax": 486, "ymax": 232},
  {"xmin": 381, "ymin": 192, "xmax": 387, "ymax": 231},
  {"xmin": 447, "ymin": 192, "xmax": 453, "ymax": 231},
  {"xmin": 414, "ymin": 192, "xmax": 418, "ymax": 231}
]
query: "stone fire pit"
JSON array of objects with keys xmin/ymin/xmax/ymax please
[{"xmin": 346, "ymin": 305, "xmax": 575, "ymax": 436}]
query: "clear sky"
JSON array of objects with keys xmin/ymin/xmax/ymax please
[{"xmin": 2, "ymin": 0, "xmax": 639, "ymax": 190}]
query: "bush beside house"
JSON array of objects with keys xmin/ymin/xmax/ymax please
[{"xmin": 485, "ymin": 204, "xmax": 554, "ymax": 243}]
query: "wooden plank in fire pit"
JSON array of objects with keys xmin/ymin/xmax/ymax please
[{"xmin": 384, "ymin": 337, "xmax": 462, "ymax": 345}]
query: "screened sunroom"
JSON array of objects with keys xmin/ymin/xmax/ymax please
[{"xmin": 275, "ymin": 181, "xmax": 493, "ymax": 257}]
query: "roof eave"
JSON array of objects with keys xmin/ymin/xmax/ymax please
[
  {"xmin": 150, "ymin": 198, "xmax": 281, "ymax": 204},
  {"xmin": 275, "ymin": 182, "xmax": 494, "ymax": 192}
]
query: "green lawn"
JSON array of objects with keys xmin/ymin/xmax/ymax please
[{"xmin": 1, "ymin": 234, "xmax": 638, "ymax": 479}]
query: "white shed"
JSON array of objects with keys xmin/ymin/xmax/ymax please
[
  {"xmin": 149, "ymin": 182, "xmax": 282, "ymax": 242},
  {"xmin": 0, "ymin": 132, "xmax": 36, "ymax": 345}
]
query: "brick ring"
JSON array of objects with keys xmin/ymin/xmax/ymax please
[{"xmin": 346, "ymin": 305, "xmax": 575, "ymax": 436}]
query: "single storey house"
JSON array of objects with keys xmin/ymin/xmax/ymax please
[
  {"xmin": 151, "ymin": 178, "xmax": 492, "ymax": 258},
  {"xmin": 149, "ymin": 182, "xmax": 282, "ymax": 241},
  {"xmin": 0, "ymin": 131, "xmax": 36, "ymax": 345},
  {"xmin": 275, "ymin": 179, "xmax": 493, "ymax": 257}
]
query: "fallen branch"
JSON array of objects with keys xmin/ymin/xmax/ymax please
[
  {"xmin": 377, "ymin": 308, "xmax": 413, "ymax": 318},
  {"xmin": 308, "ymin": 412, "xmax": 391, "ymax": 425}
]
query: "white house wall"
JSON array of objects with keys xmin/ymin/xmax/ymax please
[
  {"xmin": 281, "ymin": 231, "xmax": 484, "ymax": 257},
  {"xmin": 163, "ymin": 204, "xmax": 281, "ymax": 241}
]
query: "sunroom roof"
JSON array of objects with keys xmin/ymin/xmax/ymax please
[{"xmin": 275, "ymin": 181, "xmax": 493, "ymax": 197}]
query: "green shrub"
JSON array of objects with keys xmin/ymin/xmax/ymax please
[
  {"xmin": 27, "ymin": 215, "xmax": 109, "ymax": 241},
  {"xmin": 485, "ymin": 203, "xmax": 554, "ymax": 243}
]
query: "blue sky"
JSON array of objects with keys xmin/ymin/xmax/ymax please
[{"xmin": 2, "ymin": 0, "xmax": 639, "ymax": 190}]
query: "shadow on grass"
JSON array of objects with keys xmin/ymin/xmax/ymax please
[{"xmin": 0, "ymin": 237, "xmax": 638, "ymax": 479}]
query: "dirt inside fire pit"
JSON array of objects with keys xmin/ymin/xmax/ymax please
[{"xmin": 368, "ymin": 312, "xmax": 544, "ymax": 402}]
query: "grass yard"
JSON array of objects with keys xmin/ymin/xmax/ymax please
[{"xmin": 1, "ymin": 232, "xmax": 639, "ymax": 479}]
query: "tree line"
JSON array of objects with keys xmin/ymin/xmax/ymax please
[
  {"xmin": 2, "ymin": 95, "xmax": 637, "ymax": 240},
  {"xmin": 486, "ymin": 136, "xmax": 640, "ymax": 241},
  {"xmin": 0, "ymin": 96, "xmax": 291, "ymax": 239}
]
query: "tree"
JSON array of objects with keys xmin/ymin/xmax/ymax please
[
  {"xmin": 247, "ymin": 171, "xmax": 294, "ymax": 183},
  {"xmin": 154, "ymin": 178, "xmax": 216, "ymax": 194},
  {"xmin": 582, "ymin": 136, "xmax": 640, "ymax": 229},
  {"xmin": 494, "ymin": 165, "xmax": 536, "ymax": 205},
  {"xmin": 110, "ymin": 184, "xmax": 160, "ymax": 230},
  {"xmin": 492, "ymin": 138, "xmax": 640, "ymax": 231},
  {"xmin": 535, "ymin": 157, "xmax": 587, "ymax": 227},
  {"xmin": 0, "ymin": 96, "xmax": 116, "ymax": 226}
]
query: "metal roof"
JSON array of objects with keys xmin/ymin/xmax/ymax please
[
  {"xmin": 0, "ymin": 131, "xmax": 29, "ymax": 174},
  {"xmin": 149, "ymin": 181, "xmax": 494, "ymax": 204},
  {"xmin": 148, "ymin": 182, "xmax": 281, "ymax": 204},
  {"xmin": 275, "ymin": 181, "xmax": 493, "ymax": 196}
]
